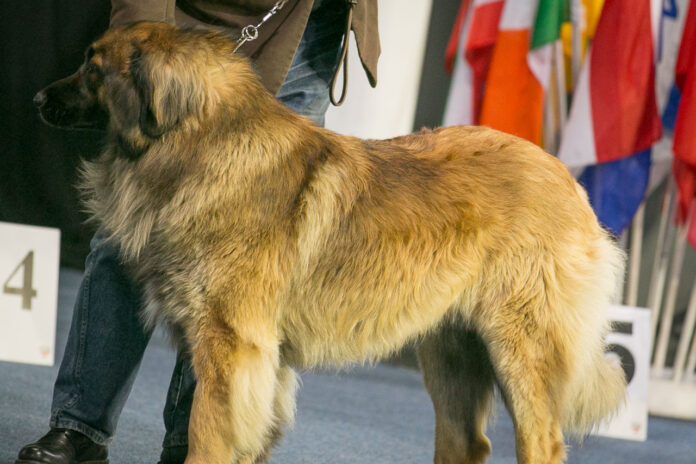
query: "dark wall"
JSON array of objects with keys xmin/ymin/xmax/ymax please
[
  {"xmin": 413, "ymin": 0, "xmax": 461, "ymax": 131},
  {"xmin": 0, "ymin": 1, "xmax": 110, "ymax": 268}
]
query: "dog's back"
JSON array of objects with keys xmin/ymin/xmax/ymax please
[{"xmin": 282, "ymin": 124, "xmax": 626, "ymax": 463}]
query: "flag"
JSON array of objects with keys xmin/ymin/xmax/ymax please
[
  {"xmin": 558, "ymin": 0, "xmax": 662, "ymax": 168},
  {"xmin": 465, "ymin": 0, "xmax": 506, "ymax": 124},
  {"xmin": 443, "ymin": 0, "xmax": 504, "ymax": 126},
  {"xmin": 578, "ymin": 150, "xmax": 652, "ymax": 236},
  {"xmin": 560, "ymin": 0, "xmax": 604, "ymax": 92},
  {"xmin": 560, "ymin": 0, "xmax": 662, "ymax": 236},
  {"xmin": 649, "ymin": 0, "xmax": 691, "ymax": 195},
  {"xmin": 673, "ymin": 158, "xmax": 696, "ymax": 247},
  {"xmin": 672, "ymin": 0, "xmax": 696, "ymax": 247},
  {"xmin": 479, "ymin": 0, "xmax": 545, "ymax": 144},
  {"xmin": 532, "ymin": 0, "xmax": 567, "ymax": 152},
  {"xmin": 444, "ymin": 0, "xmax": 472, "ymax": 75}
]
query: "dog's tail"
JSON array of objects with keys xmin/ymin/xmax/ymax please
[
  {"xmin": 563, "ymin": 349, "xmax": 627, "ymax": 436},
  {"xmin": 563, "ymin": 338, "xmax": 626, "ymax": 438},
  {"xmin": 558, "ymin": 227, "xmax": 627, "ymax": 436}
]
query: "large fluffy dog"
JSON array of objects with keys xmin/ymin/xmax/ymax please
[{"xmin": 35, "ymin": 22, "xmax": 626, "ymax": 464}]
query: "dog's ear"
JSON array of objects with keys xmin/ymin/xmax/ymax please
[{"xmin": 129, "ymin": 43, "xmax": 205, "ymax": 138}]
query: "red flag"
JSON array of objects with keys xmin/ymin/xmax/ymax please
[
  {"xmin": 673, "ymin": 0, "xmax": 696, "ymax": 247},
  {"xmin": 674, "ymin": 0, "xmax": 696, "ymax": 167},
  {"xmin": 445, "ymin": 0, "xmax": 472, "ymax": 75},
  {"xmin": 559, "ymin": 0, "xmax": 662, "ymax": 167},
  {"xmin": 443, "ymin": 0, "xmax": 504, "ymax": 126},
  {"xmin": 465, "ymin": 0, "xmax": 505, "ymax": 124}
]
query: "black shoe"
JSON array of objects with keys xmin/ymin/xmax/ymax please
[
  {"xmin": 157, "ymin": 445, "xmax": 187, "ymax": 464},
  {"xmin": 15, "ymin": 428, "xmax": 108, "ymax": 464}
]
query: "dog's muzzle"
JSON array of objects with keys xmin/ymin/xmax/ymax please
[
  {"xmin": 34, "ymin": 74, "xmax": 108, "ymax": 131},
  {"xmin": 33, "ymin": 91, "xmax": 47, "ymax": 108}
]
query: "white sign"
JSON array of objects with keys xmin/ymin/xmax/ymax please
[
  {"xmin": 595, "ymin": 305, "xmax": 651, "ymax": 441},
  {"xmin": 0, "ymin": 221, "xmax": 60, "ymax": 366}
]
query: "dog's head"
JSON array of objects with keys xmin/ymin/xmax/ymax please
[{"xmin": 34, "ymin": 22, "xmax": 250, "ymax": 155}]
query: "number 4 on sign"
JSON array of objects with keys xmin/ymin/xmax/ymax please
[{"xmin": 3, "ymin": 251, "xmax": 37, "ymax": 310}]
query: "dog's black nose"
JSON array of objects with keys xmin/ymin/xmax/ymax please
[{"xmin": 33, "ymin": 91, "xmax": 46, "ymax": 107}]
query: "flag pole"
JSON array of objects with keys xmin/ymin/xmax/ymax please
[
  {"xmin": 616, "ymin": 232, "xmax": 628, "ymax": 304},
  {"xmin": 673, "ymin": 276, "xmax": 696, "ymax": 382},
  {"xmin": 653, "ymin": 209, "xmax": 691, "ymax": 371},
  {"xmin": 570, "ymin": 0, "xmax": 583, "ymax": 90},
  {"xmin": 684, "ymin": 284, "xmax": 696, "ymax": 380},
  {"xmin": 543, "ymin": 59, "xmax": 558, "ymax": 154},
  {"xmin": 555, "ymin": 40, "xmax": 567, "ymax": 136},
  {"xmin": 544, "ymin": 42, "xmax": 567, "ymax": 155},
  {"xmin": 626, "ymin": 202, "xmax": 645, "ymax": 307},
  {"xmin": 672, "ymin": 200, "xmax": 696, "ymax": 381},
  {"xmin": 648, "ymin": 180, "xmax": 677, "ymax": 344}
]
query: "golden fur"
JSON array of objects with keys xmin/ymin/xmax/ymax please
[{"xmin": 37, "ymin": 22, "xmax": 626, "ymax": 464}]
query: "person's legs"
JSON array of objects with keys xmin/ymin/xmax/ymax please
[
  {"xmin": 158, "ymin": 1, "xmax": 348, "ymax": 460},
  {"xmin": 16, "ymin": 229, "xmax": 153, "ymax": 463},
  {"xmin": 50, "ymin": 229, "xmax": 153, "ymax": 444},
  {"xmin": 159, "ymin": 351, "xmax": 195, "ymax": 459}
]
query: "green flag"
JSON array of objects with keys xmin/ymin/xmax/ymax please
[{"xmin": 531, "ymin": 0, "xmax": 569, "ymax": 49}]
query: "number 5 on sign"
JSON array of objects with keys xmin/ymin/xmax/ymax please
[
  {"xmin": 595, "ymin": 305, "xmax": 650, "ymax": 442},
  {"xmin": 0, "ymin": 222, "xmax": 60, "ymax": 366}
]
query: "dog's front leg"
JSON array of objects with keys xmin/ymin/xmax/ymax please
[{"xmin": 184, "ymin": 314, "xmax": 280, "ymax": 464}]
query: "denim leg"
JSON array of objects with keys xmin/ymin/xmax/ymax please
[
  {"xmin": 161, "ymin": 351, "xmax": 195, "ymax": 448},
  {"xmin": 275, "ymin": 0, "xmax": 347, "ymax": 127},
  {"xmin": 160, "ymin": 0, "xmax": 347, "ymax": 451},
  {"xmin": 50, "ymin": 229, "xmax": 152, "ymax": 445}
]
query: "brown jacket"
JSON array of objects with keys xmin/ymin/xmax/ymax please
[{"xmin": 110, "ymin": 0, "xmax": 379, "ymax": 95}]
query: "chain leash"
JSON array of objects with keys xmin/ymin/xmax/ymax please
[{"xmin": 233, "ymin": 0, "xmax": 289, "ymax": 53}]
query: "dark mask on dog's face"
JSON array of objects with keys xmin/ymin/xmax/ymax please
[
  {"xmin": 33, "ymin": 35, "xmax": 171, "ymax": 159},
  {"xmin": 34, "ymin": 46, "xmax": 109, "ymax": 132}
]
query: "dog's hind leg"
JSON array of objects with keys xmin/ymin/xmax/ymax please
[
  {"xmin": 418, "ymin": 323, "xmax": 496, "ymax": 464},
  {"xmin": 480, "ymin": 300, "xmax": 569, "ymax": 464},
  {"xmin": 185, "ymin": 315, "xmax": 281, "ymax": 464}
]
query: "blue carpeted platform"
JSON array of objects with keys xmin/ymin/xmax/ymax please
[{"xmin": 1, "ymin": 269, "xmax": 694, "ymax": 463}]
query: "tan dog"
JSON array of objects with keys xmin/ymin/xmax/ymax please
[{"xmin": 35, "ymin": 22, "xmax": 626, "ymax": 464}]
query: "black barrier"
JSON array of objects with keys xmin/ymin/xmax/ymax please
[{"xmin": 0, "ymin": 1, "xmax": 110, "ymax": 268}]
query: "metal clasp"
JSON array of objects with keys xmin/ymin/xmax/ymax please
[{"xmin": 234, "ymin": 0, "xmax": 289, "ymax": 53}]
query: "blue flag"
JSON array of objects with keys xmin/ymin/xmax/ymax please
[{"xmin": 578, "ymin": 149, "xmax": 652, "ymax": 236}]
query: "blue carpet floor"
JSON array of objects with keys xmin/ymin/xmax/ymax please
[{"xmin": 1, "ymin": 269, "xmax": 695, "ymax": 463}]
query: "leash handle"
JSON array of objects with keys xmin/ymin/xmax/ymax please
[{"xmin": 330, "ymin": 0, "xmax": 356, "ymax": 106}]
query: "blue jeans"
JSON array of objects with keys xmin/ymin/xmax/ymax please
[{"xmin": 50, "ymin": 1, "xmax": 346, "ymax": 448}]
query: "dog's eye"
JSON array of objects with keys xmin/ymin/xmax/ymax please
[
  {"xmin": 83, "ymin": 62, "xmax": 104, "ymax": 93},
  {"xmin": 85, "ymin": 62, "xmax": 102, "ymax": 76},
  {"xmin": 85, "ymin": 46, "xmax": 95, "ymax": 61}
]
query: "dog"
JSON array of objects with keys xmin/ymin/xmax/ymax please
[{"xmin": 35, "ymin": 22, "xmax": 626, "ymax": 464}]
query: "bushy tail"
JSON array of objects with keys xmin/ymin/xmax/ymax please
[
  {"xmin": 558, "ymin": 225, "xmax": 627, "ymax": 436},
  {"xmin": 563, "ymin": 351, "xmax": 626, "ymax": 436}
]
